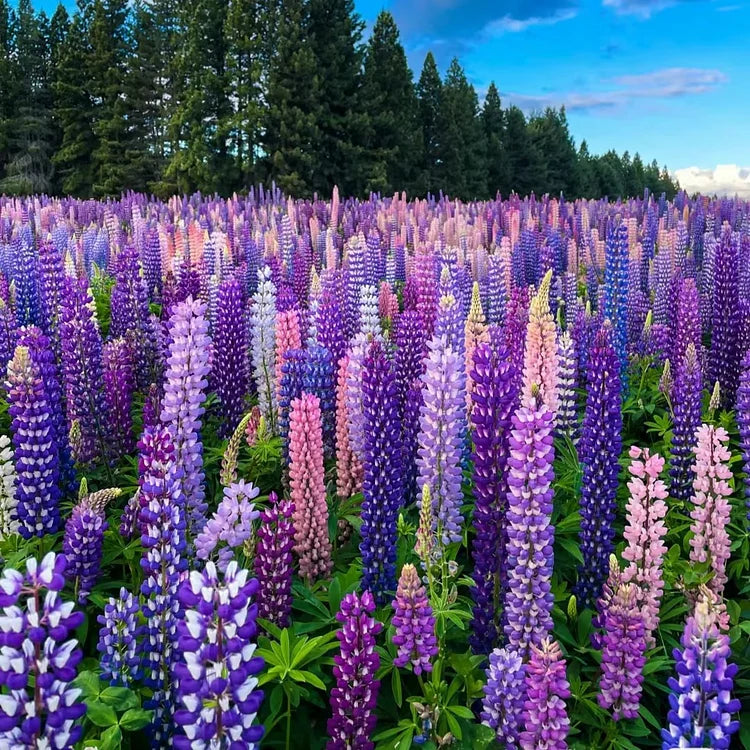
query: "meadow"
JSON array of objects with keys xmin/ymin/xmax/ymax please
[{"xmin": 0, "ymin": 188, "xmax": 747, "ymax": 749}]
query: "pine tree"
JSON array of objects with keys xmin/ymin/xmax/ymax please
[
  {"xmin": 307, "ymin": 0, "xmax": 366, "ymax": 196},
  {"xmin": 504, "ymin": 105, "xmax": 546, "ymax": 196},
  {"xmin": 262, "ymin": 0, "xmax": 319, "ymax": 196},
  {"xmin": 361, "ymin": 11, "xmax": 419, "ymax": 195},
  {"xmin": 528, "ymin": 107, "xmax": 578, "ymax": 196},
  {"xmin": 0, "ymin": 0, "xmax": 16, "ymax": 179},
  {"xmin": 437, "ymin": 58, "xmax": 486, "ymax": 199},
  {"xmin": 577, "ymin": 140, "xmax": 598, "ymax": 198},
  {"xmin": 416, "ymin": 51, "xmax": 442, "ymax": 196},
  {"xmin": 482, "ymin": 81, "xmax": 509, "ymax": 196}
]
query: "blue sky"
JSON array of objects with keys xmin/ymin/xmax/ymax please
[{"xmin": 357, "ymin": 0, "xmax": 750, "ymax": 191}]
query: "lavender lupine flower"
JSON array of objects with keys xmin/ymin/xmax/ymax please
[
  {"xmin": 6, "ymin": 345, "xmax": 61, "ymax": 537},
  {"xmin": 303, "ymin": 344, "xmax": 336, "ymax": 454},
  {"xmin": 520, "ymin": 639, "xmax": 570, "ymax": 750},
  {"xmin": 102, "ymin": 338, "xmax": 136, "ymax": 459},
  {"xmin": 0, "ymin": 552, "xmax": 85, "ymax": 748},
  {"xmin": 670, "ymin": 344, "xmax": 703, "ymax": 502},
  {"xmin": 417, "ymin": 332, "xmax": 466, "ymax": 545},
  {"xmin": 661, "ymin": 594, "xmax": 741, "ymax": 749},
  {"xmin": 556, "ymin": 331, "xmax": 578, "ymax": 440},
  {"xmin": 394, "ymin": 310, "xmax": 428, "ymax": 409},
  {"xmin": 482, "ymin": 646, "xmax": 527, "ymax": 749},
  {"xmin": 671, "ymin": 278, "xmax": 701, "ymax": 375},
  {"xmin": 0, "ymin": 434, "xmax": 18, "ymax": 539},
  {"xmin": 360, "ymin": 341, "xmax": 404, "ymax": 603},
  {"xmin": 12, "ymin": 225, "xmax": 40, "ymax": 326},
  {"xmin": 0, "ymin": 298, "xmax": 17, "ymax": 376},
  {"xmin": 503, "ymin": 391, "xmax": 556, "ymax": 660},
  {"xmin": 194, "ymin": 480, "xmax": 260, "ymax": 572},
  {"xmin": 603, "ymin": 222, "xmax": 629, "ymax": 384},
  {"xmin": 138, "ymin": 425, "xmax": 187, "ymax": 746},
  {"xmin": 327, "ymin": 591, "xmax": 382, "ymax": 750},
  {"xmin": 358, "ymin": 283, "xmax": 381, "ymax": 337},
  {"xmin": 62, "ymin": 488, "xmax": 120, "ymax": 603},
  {"xmin": 317, "ymin": 286, "xmax": 348, "ymax": 369},
  {"xmin": 251, "ymin": 266, "xmax": 277, "ymax": 432},
  {"xmin": 213, "ymin": 276, "xmax": 248, "ymax": 437},
  {"xmin": 97, "ymin": 588, "xmax": 140, "ymax": 687},
  {"xmin": 739, "ymin": 349, "xmax": 750, "ymax": 526},
  {"xmin": 391, "ymin": 563, "xmax": 438, "ymax": 674},
  {"xmin": 173, "ymin": 561, "xmax": 265, "ymax": 750},
  {"xmin": 574, "ymin": 325, "xmax": 622, "ymax": 610},
  {"xmin": 37, "ymin": 241, "xmax": 65, "ymax": 351},
  {"xmin": 59, "ymin": 276, "xmax": 107, "ymax": 463},
  {"xmin": 254, "ymin": 492, "xmax": 295, "ymax": 629},
  {"xmin": 469, "ymin": 341, "xmax": 520, "ymax": 654},
  {"xmin": 160, "ymin": 296, "xmax": 211, "ymax": 538}
]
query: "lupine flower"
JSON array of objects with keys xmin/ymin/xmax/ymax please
[
  {"xmin": 469, "ymin": 341, "xmax": 519, "ymax": 654},
  {"xmin": 738, "ymin": 348, "xmax": 750, "ymax": 527},
  {"xmin": 661, "ymin": 594, "xmax": 741, "ymax": 749},
  {"xmin": 346, "ymin": 332, "xmax": 373, "ymax": 460},
  {"xmin": 621, "ymin": 446, "xmax": 669, "ymax": 646},
  {"xmin": 575, "ymin": 325, "xmax": 622, "ymax": 610},
  {"xmin": 138, "ymin": 425, "xmax": 187, "ymax": 746},
  {"xmin": 0, "ymin": 434, "xmax": 18, "ymax": 539},
  {"xmin": 465, "ymin": 281, "xmax": 489, "ymax": 393},
  {"xmin": 97, "ymin": 588, "xmax": 140, "ymax": 687},
  {"xmin": 520, "ymin": 639, "xmax": 570, "ymax": 750},
  {"xmin": 502, "ymin": 390, "xmax": 556, "ymax": 660},
  {"xmin": 303, "ymin": 344, "xmax": 336, "ymax": 454},
  {"xmin": 335, "ymin": 354, "xmax": 363, "ymax": 499},
  {"xmin": 671, "ymin": 278, "xmax": 701, "ymax": 375},
  {"xmin": 689, "ymin": 423, "xmax": 733, "ymax": 597},
  {"xmin": 174, "ymin": 561, "xmax": 264, "ymax": 749},
  {"xmin": 603, "ymin": 222, "xmax": 629, "ymax": 384},
  {"xmin": 417, "ymin": 332, "xmax": 466, "ymax": 545},
  {"xmin": 317, "ymin": 286, "xmax": 348, "ymax": 369},
  {"xmin": 360, "ymin": 341, "xmax": 404, "ymax": 602},
  {"xmin": 160, "ymin": 296, "xmax": 211, "ymax": 538},
  {"xmin": 278, "ymin": 347, "xmax": 307, "ymax": 457},
  {"xmin": 415, "ymin": 484, "xmax": 436, "ymax": 570},
  {"xmin": 596, "ymin": 558, "xmax": 647, "ymax": 720},
  {"xmin": 59, "ymin": 276, "xmax": 107, "ymax": 463},
  {"xmin": 219, "ymin": 411, "xmax": 254, "ymax": 487},
  {"xmin": 358, "ymin": 283, "xmax": 381, "ymax": 337},
  {"xmin": 194, "ymin": 480, "xmax": 260, "ymax": 572},
  {"xmin": 288, "ymin": 393, "xmax": 332, "ymax": 582},
  {"xmin": 102, "ymin": 338, "xmax": 136, "ymax": 458},
  {"xmin": 254, "ymin": 491, "xmax": 295, "ymax": 629},
  {"xmin": 481, "ymin": 646, "xmax": 527, "ymax": 749},
  {"xmin": 6, "ymin": 345, "xmax": 61, "ymax": 537},
  {"xmin": 401, "ymin": 381, "xmax": 423, "ymax": 506},
  {"xmin": 391, "ymin": 564, "xmax": 437, "ymax": 674},
  {"xmin": 213, "ymin": 276, "xmax": 248, "ymax": 437},
  {"xmin": 251, "ymin": 266, "xmax": 278, "ymax": 432},
  {"xmin": 327, "ymin": 591, "xmax": 382, "ymax": 750},
  {"xmin": 0, "ymin": 552, "xmax": 85, "ymax": 747},
  {"xmin": 275, "ymin": 308, "xmax": 302, "ymax": 403},
  {"xmin": 556, "ymin": 331, "xmax": 578, "ymax": 440}
]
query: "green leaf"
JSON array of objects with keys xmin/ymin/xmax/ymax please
[
  {"xmin": 74, "ymin": 670, "xmax": 102, "ymax": 700},
  {"xmin": 99, "ymin": 724, "xmax": 123, "ymax": 750},
  {"xmin": 100, "ymin": 686, "xmax": 139, "ymax": 712},
  {"xmin": 391, "ymin": 666, "xmax": 402, "ymax": 708},
  {"xmin": 87, "ymin": 700, "xmax": 119, "ymax": 728},
  {"xmin": 446, "ymin": 705, "xmax": 474, "ymax": 719},
  {"xmin": 119, "ymin": 708, "xmax": 152, "ymax": 732}
]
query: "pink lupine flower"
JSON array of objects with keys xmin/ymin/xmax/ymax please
[
  {"xmin": 335, "ymin": 355, "xmax": 363, "ymax": 499},
  {"xmin": 275, "ymin": 309, "xmax": 302, "ymax": 402}
]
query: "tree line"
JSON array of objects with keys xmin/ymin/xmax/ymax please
[{"xmin": 0, "ymin": 0, "xmax": 680, "ymax": 199}]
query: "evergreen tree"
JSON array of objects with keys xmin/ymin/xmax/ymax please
[
  {"xmin": 416, "ymin": 51, "xmax": 442, "ymax": 196},
  {"xmin": 437, "ymin": 58, "xmax": 486, "ymax": 199},
  {"xmin": 262, "ymin": 0, "xmax": 319, "ymax": 196},
  {"xmin": 482, "ymin": 81, "xmax": 509, "ymax": 196},
  {"xmin": 576, "ymin": 140, "xmax": 598, "ymax": 198},
  {"xmin": 307, "ymin": 0, "xmax": 366, "ymax": 196},
  {"xmin": 504, "ymin": 105, "xmax": 546, "ymax": 196},
  {"xmin": 528, "ymin": 107, "xmax": 578, "ymax": 196},
  {"xmin": 47, "ymin": 4, "xmax": 70, "ymax": 193},
  {"xmin": 0, "ymin": 0, "xmax": 12, "ymax": 177},
  {"xmin": 362, "ymin": 10, "xmax": 419, "ymax": 195}
]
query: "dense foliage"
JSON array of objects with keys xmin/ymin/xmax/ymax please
[
  {"xmin": 0, "ymin": 0, "xmax": 681, "ymax": 200},
  {"xmin": 0, "ymin": 188, "xmax": 748, "ymax": 750}
]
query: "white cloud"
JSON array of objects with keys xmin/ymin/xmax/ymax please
[
  {"xmin": 672, "ymin": 164, "xmax": 750, "ymax": 197},
  {"xmin": 483, "ymin": 9, "xmax": 578, "ymax": 34}
]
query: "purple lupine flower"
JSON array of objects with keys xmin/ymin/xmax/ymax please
[
  {"xmin": 708, "ymin": 228, "xmax": 740, "ymax": 408},
  {"xmin": 521, "ymin": 639, "xmax": 570, "ymax": 750},
  {"xmin": 574, "ymin": 324, "xmax": 622, "ymax": 610},
  {"xmin": 303, "ymin": 344, "xmax": 336, "ymax": 454},
  {"xmin": 254, "ymin": 491, "xmax": 295, "ymax": 628},
  {"xmin": 317, "ymin": 285, "xmax": 348, "ymax": 370},
  {"xmin": 0, "ymin": 298, "xmax": 17, "ymax": 377},
  {"xmin": 12, "ymin": 224, "xmax": 40, "ymax": 326},
  {"xmin": 670, "ymin": 343, "xmax": 703, "ymax": 502},
  {"xmin": 194, "ymin": 480, "xmax": 260, "ymax": 572},
  {"xmin": 481, "ymin": 646, "xmax": 527, "ymax": 749},
  {"xmin": 138, "ymin": 425, "xmax": 187, "ymax": 746},
  {"xmin": 278, "ymin": 347, "xmax": 307, "ymax": 459},
  {"xmin": 417, "ymin": 331, "xmax": 466, "ymax": 545},
  {"xmin": 160, "ymin": 296, "xmax": 212, "ymax": 538},
  {"xmin": 5, "ymin": 345, "xmax": 62, "ymax": 537},
  {"xmin": 661, "ymin": 595, "xmax": 741, "ymax": 749},
  {"xmin": 37, "ymin": 241, "xmax": 65, "ymax": 352},
  {"xmin": 486, "ymin": 252, "xmax": 507, "ymax": 325},
  {"xmin": 59, "ymin": 276, "xmax": 107, "ymax": 463},
  {"xmin": 213, "ymin": 276, "xmax": 248, "ymax": 437},
  {"xmin": 738, "ymin": 348, "xmax": 750, "ymax": 527},
  {"xmin": 174, "ymin": 561, "xmax": 265, "ymax": 750},
  {"xmin": 102, "ymin": 338, "xmax": 136, "ymax": 459},
  {"xmin": 142, "ymin": 227, "xmax": 163, "ymax": 301},
  {"xmin": 360, "ymin": 341, "xmax": 404, "ymax": 603},
  {"xmin": 503, "ymin": 391, "xmax": 556, "ymax": 660},
  {"xmin": 469, "ymin": 341, "xmax": 519, "ymax": 654},
  {"xmin": 391, "ymin": 563, "xmax": 437, "ymax": 674},
  {"xmin": 327, "ymin": 591, "xmax": 382, "ymax": 750},
  {"xmin": 97, "ymin": 587, "xmax": 140, "ymax": 687},
  {"xmin": 603, "ymin": 222, "xmax": 629, "ymax": 384},
  {"xmin": 671, "ymin": 278, "xmax": 701, "ymax": 375},
  {"xmin": 0, "ymin": 552, "xmax": 85, "ymax": 747},
  {"xmin": 401, "ymin": 380, "xmax": 423, "ymax": 505},
  {"xmin": 505, "ymin": 286, "xmax": 531, "ymax": 372},
  {"xmin": 596, "ymin": 560, "xmax": 646, "ymax": 721},
  {"xmin": 394, "ymin": 309, "xmax": 428, "ymax": 411}
]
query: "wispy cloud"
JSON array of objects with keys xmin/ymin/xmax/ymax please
[
  {"xmin": 501, "ymin": 67, "xmax": 727, "ymax": 113},
  {"xmin": 673, "ymin": 164, "xmax": 750, "ymax": 197},
  {"xmin": 483, "ymin": 8, "xmax": 577, "ymax": 34},
  {"xmin": 601, "ymin": 0, "xmax": 701, "ymax": 17}
]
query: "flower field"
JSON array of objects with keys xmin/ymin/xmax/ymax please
[{"xmin": 0, "ymin": 189, "xmax": 748, "ymax": 749}]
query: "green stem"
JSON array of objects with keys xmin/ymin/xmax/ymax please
[{"xmin": 285, "ymin": 693, "xmax": 292, "ymax": 750}]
